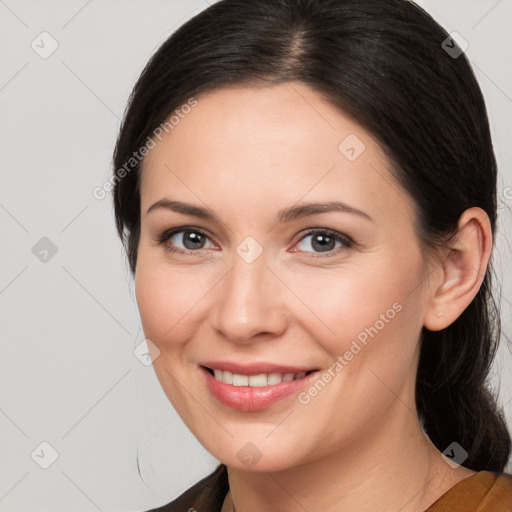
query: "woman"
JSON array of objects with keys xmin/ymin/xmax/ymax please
[{"xmin": 112, "ymin": 0, "xmax": 512, "ymax": 510}]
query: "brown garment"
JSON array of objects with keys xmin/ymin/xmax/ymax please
[{"xmin": 144, "ymin": 463, "xmax": 512, "ymax": 511}]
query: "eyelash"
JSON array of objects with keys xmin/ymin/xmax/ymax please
[{"xmin": 153, "ymin": 226, "xmax": 354, "ymax": 257}]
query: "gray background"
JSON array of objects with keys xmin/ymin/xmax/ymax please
[{"xmin": 0, "ymin": 1, "xmax": 511, "ymax": 510}]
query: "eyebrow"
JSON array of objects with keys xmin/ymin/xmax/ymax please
[{"xmin": 146, "ymin": 199, "xmax": 373, "ymax": 223}]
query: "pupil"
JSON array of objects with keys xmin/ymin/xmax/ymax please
[
  {"xmin": 180, "ymin": 232, "xmax": 336, "ymax": 252},
  {"xmin": 312, "ymin": 234, "xmax": 334, "ymax": 252},
  {"xmin": 184, "ymin": 231, "xmax": 204, "ymax": 249}
]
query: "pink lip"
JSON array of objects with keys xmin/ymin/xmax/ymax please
[
  {"xmin": 200, "ymin": 360, "xmax": 317, "ymax": 375},
  {"xmin": 199, "ymin": 365, "xmax": 320, "ymax": 412}
]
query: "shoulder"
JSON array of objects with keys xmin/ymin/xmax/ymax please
[
  {"xmin": 143, "ymin": 463, "xmax": 229, "ymax": 512},
  {"xmin": 426, "ymin": 471, "xmax": 512, "ymax": 511}
]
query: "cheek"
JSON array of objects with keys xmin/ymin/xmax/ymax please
[
  {"xmin": 289, "ymin": 264, "xmax": 424, "ymax": 434},
  {"xmin": 290, "ymin": 256, "xmax": 424, "ymax": 363},
  {"xmin": 134, "ymin": 259, "xmax": 208, "ymax": 351}
]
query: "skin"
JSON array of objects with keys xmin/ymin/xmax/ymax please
[{"xmin": 135, "ymin": 82, "xmax": 491, "ymax": 511}]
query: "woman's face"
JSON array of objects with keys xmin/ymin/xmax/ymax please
[{"xmin": 135, "ymin": 82, "xmax": 435, "ymax": 471}]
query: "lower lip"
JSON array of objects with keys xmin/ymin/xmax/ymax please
[{"xmin": 200, "ymin": 366, "xmax": 319, "ymax": 412}]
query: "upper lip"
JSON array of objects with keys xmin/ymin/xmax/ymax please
[{"xmin": 200, "ymin": 360, "xmax": 318, "ymax": 375}]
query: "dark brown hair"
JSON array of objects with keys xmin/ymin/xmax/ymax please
[{"xmin": 112, "ymin": 0, "xmax": 511, "ymax": 472}]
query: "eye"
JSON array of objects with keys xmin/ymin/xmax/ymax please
[
  {"xmin": 154, "ymin": 227, "xmax": 352, "ymax": 256},
  {"xmin": 156, "ymin": 227, "xmax": 216, "ymax": 253},
  {"xmin": 292, "ymin": 229, "xmax": 353, "ymax": 255}
]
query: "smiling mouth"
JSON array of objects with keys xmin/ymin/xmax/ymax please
[{"xmin": 202, "ymin": 366, "xmax": 318, "ymax": 387}]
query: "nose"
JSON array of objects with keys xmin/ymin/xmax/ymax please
[{"xmin": 212, "ymin": 250, "xmax": 289, "ymax": 344}]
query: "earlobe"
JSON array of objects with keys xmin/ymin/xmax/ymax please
[{"xmin": 423, "ymin": 207, "xmax": 492, "ymax": 332}]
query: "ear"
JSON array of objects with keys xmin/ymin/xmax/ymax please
[{"xmin": 423, "ymin": 207, "xmax": 493, "ymax": 331}]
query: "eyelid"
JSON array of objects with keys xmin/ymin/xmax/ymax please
[
  {"xmin": 154, "ymin": 226, "xmax": 354, "ymax": 256},
  {"xmin": 153, "ymin": 226, "xmax": 218, "ymax": 253},
  {"xmin": 290, "ymin": 228, "xmax": 354, "ymax": 255}
]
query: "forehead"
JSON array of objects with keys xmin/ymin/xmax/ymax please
[
  {"xmin": 142, "ymin": 82, "xmax": 377, "ymax": 174},
  {"xmin": 139, "ymin": 82, "xmax": 414, "ymax": 228}
]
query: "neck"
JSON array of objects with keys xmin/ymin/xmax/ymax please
[{"xmin": 224, "ymin": 408, "xmax": 474, "ymax": 512}]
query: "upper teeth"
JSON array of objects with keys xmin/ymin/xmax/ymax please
[{"xmin": 213, "ymin": 369, "xmax": 307, "ymax": 387}]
